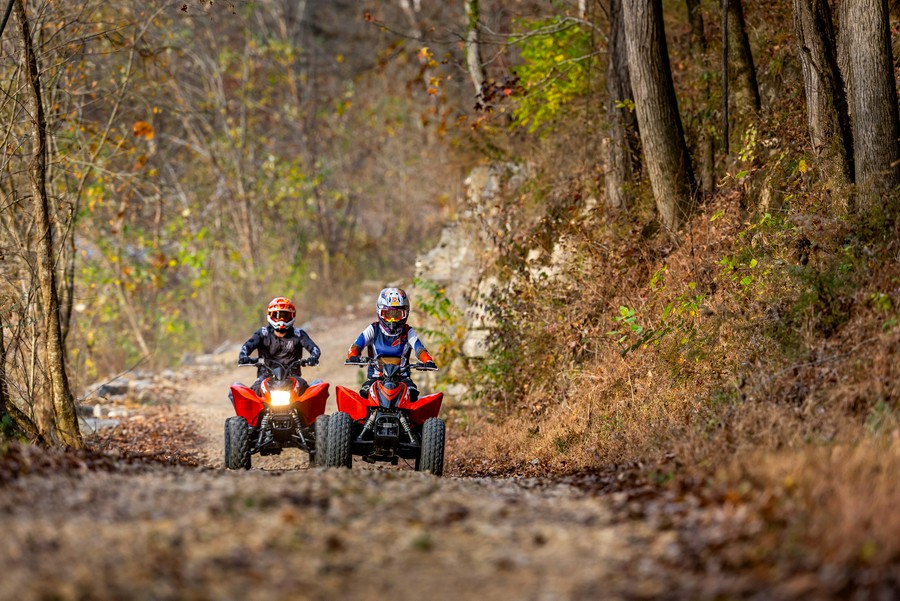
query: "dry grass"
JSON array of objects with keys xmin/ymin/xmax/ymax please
[{"xmin": 735, "ymin": 434, "xmax": 900, "ymax": 568}]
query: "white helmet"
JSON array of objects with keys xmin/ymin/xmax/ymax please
[{"xmin": 376, "ymin": 287, "xmax": 409, "ymax": 335}]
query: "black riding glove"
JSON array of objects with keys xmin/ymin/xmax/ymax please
[
  {"xmin": 306, "ymin": 357, "xmax": 319, "ymax": 367},
  {"xmin": 346, "ymin": 356, "xmax": 361, "ymax": 364},
  {"xmin": 423, "ymin": 361, "xmax": 437, "ymax": 370},
  {"xmin": 238, "ymin": 356, "xmax": 257, "ymax": 365}
]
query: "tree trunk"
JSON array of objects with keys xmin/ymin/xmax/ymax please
[
  {"xmin": 465, "ymin": 0, "xmax": 487, "ymax": 102},
  {"xmin": 605, "ymin": 0, "xmax": 641, "ymax": 209},
  {"xmin": 792, "ymin": 0, "xmax": 855, "ymax": 210},
  {"xmin": 841, "ymin": 0, "xmax": 900, "ymax": 205},
  {"xmin": 726, "ymin": 0, "xmax": 761, "ymax": 127},
  {"xmin": 0, "ymin": 308, "xmax": 9, "ymax": 436},
  {"xmin": 686, "ymin": 0, "xmax": 706, "ymax": 52},
  {"xmin": 686, "ymin": 0, "xmax": 716, "ymax": 194},
  {"xmin": 14, "ymin": 0, "xmax": 82, "ymax": 448},
  {"xmin": 623, "ymin": 0, "xmax": 698, "ymax": 235}
]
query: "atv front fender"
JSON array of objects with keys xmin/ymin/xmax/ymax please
[
  {"xmin": 230, "ymin": 384, "xmax": 264, "ymax": 426},
  {"xmin": 401, "ymin": 392, "xmax": 443, "ymax": 426},
  {"xmin": 296, "ymin": 382, "xmax": 329, "ymax": 426},
  {"xmin": 335, "ymin": 385, "xmax": 375, "ymax": 422}
]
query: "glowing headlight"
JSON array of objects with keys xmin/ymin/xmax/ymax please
[{"xmin": 270, "ymin": 390, "xmax": 292, "ymax": 406}]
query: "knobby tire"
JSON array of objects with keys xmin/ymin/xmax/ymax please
[
  {"xmin": 313, "ymin": 414, "xmax": 330, "ymax": 467},
  {"xmin": 324, "ymin": 411, "xmax": 353, "ymax": 469},
  {"xmin": 225, "ymin": 416, "xmax": 251, "ymax": 470},
  {"xmin": 417, "ymin": 417, "xmax": 445, "ymax": 476}
]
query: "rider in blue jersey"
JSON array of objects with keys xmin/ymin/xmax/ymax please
[{"xmin": 345, "ymin": 287, "xmax": 437, "ymax": 401}]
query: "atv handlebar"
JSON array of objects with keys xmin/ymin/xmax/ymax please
[
  {"xmin": 239, "ymin": 357, "xmax": 315, "ymax": 369},
  {"xmin": 344, "ymin": 357, "xmax": 437, "ymax": 371}
]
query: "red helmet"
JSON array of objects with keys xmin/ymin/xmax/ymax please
[{"xmin": 267, "ymin": 297, "xmax": 296, "ymax": 332}]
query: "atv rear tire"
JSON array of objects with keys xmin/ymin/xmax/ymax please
[
  {"xmin": 323, "ymin": 411, "xmax": 352, "ymax": 469},
  {"xmin": 416, "ymin": 417, "xmax": 445, "ymax": 476},
  {"xmin": 224, "ymin": 416, "xmax": 251, "ymax": 470},
  {"xmin": 313, "ymin": 414, "xmax": 330, "ymax": 467}
]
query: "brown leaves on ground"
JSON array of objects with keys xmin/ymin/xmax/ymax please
[
  {"xmin": 0, "ymin": 405, "xmax": 204, "ymax": 486},
  {"xmin": 0, "ymin": 442, "xmax": 125, "ymax": 486},
  {"xmin": 89, "ymin": 405, "xmax": 204, "ymax": 467}
]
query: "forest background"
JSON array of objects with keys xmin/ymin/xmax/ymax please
[{"xmin": 0, "ymin": 0, "xmax": 898, "ymax": 589}]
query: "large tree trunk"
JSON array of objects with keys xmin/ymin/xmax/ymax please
[
  {"xmin": 623, "ymin": 0, "xmax": 698, "ymax": 235},
  {"xmin": 605, "ymin": 0, "xmax": 641, "ymax": 209},
  {"xmin": 14, "ymin": 0, "xmax": 82, "ymax": 448},
  {"xmin": 465, "ymin": 0, "xmax": 487, "ymax": 102},
  {"xmin": 792, "ymin": 0, "xmax": 855, "ymax": 210},
  {"xmin": 841, "ymin": 0, "xmax": 900, "ymax": 206}
]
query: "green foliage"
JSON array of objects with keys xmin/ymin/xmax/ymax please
[
  {"xmin": 607, "ymin": 270, "xmax": 706, "ymax": 359},
  {"xmin": 717, "ymin": 213, "xmax": 789, "ymax": 294},
  {"xmin": 869, "ymin": 292, "xmax": 892, "ymax": 313},
  {"xmin": 413, "ymin": 278, "xmax": 464, "ymax": 366},
  {"xmin": 0, "ymin": 413, "xmax": 20, "ymax": 440},
  {"xmin": 866, "ymin": 400, "xmax": 898, "ymax": 434},
  {"xmin": 789, "ymin": 244, "xmax": 860, "ymax": 339},
  {"xmin": 510, "ymin": 17, "xmax": 595, "ymax": 133},
  {"xmin": 738, "ymin": 124, "xmax": 758, "ymax": 164}
]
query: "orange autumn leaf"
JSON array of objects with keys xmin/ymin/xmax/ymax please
[{"xmin": 132, "ymin": 121, "xmax": 154, "ymax": 140}]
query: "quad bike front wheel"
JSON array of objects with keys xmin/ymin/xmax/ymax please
[
  {"xmin": 312, "ymin": 414, "xmax": 330, "ymax": 467},
  {"xmin": 323, "ymin": 411, "xmax": 353, "ymax": 469},
  {"xmin": 416, "ymin": 417, "xmax": 445, "ymax": 476},
  {"xmin": 224, "ymin": 416, "xmax": 251, "ymax": 470}
]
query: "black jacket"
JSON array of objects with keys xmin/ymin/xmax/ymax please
[{"xmin": 239, "ymin": 326, "xmax": 321, "ymax": 374}]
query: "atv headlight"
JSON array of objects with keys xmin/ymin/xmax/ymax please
[{"xmin": 270, "ymin": 390, "xmax": 291, "ymax": 406}]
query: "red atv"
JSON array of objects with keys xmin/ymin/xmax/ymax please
[
  {"xmin": 225, "ymin": 358, "xmax": 330, "ymax": 469},
  {"xmin": 319, "ymin": 357, "xmax": 444, "ymax": 475}
]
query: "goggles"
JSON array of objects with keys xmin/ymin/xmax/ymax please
[
  {"xmin": 380, "ymin": 308, "xmax": 408, "ymax": 322},
  {"xmin": 270, "ymin": 310, "xmax": 294, "ymax": 322}
]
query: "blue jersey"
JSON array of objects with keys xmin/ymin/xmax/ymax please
[{"xmin": 349, "ymin": 322, "xmax": 432, "ymax": 378}]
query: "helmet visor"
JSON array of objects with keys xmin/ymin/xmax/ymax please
[
  {"xmin": 380, "ymin": 308, "xmax": 408, "ymax": 322},
  {"xmin": 270, "ymin": 310, "xmax": 294, "ymax": 322}
]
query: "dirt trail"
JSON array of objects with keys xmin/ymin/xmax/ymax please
[{"xmin": 0, "ymin": 315, "xmax": 683, "ymax": 601}]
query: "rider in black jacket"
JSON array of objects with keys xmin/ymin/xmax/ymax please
[{"xmin": 238, "ymin": 297, "xmax": 321, "ymax": 395}]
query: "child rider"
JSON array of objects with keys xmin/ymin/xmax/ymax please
[{"xmin": 345, "ymin": 287, "xmax": 437, "ymax": 401}]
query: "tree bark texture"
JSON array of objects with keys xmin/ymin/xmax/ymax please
[
  {"xmin": 623, "ymin": 0, "xmax": 698, "ymax": 234},
  {"xmin": 792, "ymin": 0, "xmax": 855, "ymax": 206},
  {"xmin": 465, "ymin": 0, "xmax": 487, "ymax": 100},
  {"xmin": 0, "ymin": 308, "xmax": 9, "ymax": 435},
  {"xmin": 841, "ymin": 0, "xmax": 900, "ymax": 202},
  {"xmin": 14, "ymin": 0, "xmax": 82, "ymax": 448},
  {"xmin": 686, "ymin": 0, "xmax": 707, "ymax": 52},
  {"xmin": 722, "ymin": 0, "xmax": 730, "ymax": 155},
  {"xmin": 726, "ymin": 0, "xmax": 761, "ymax": 123},
  {"xmin": 686, "ymin": 0, "xmax": 715, "ymax": 193},
  {"xmin": 605, "ymin": 0, "xmax": 641, "ymax": 209}
]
